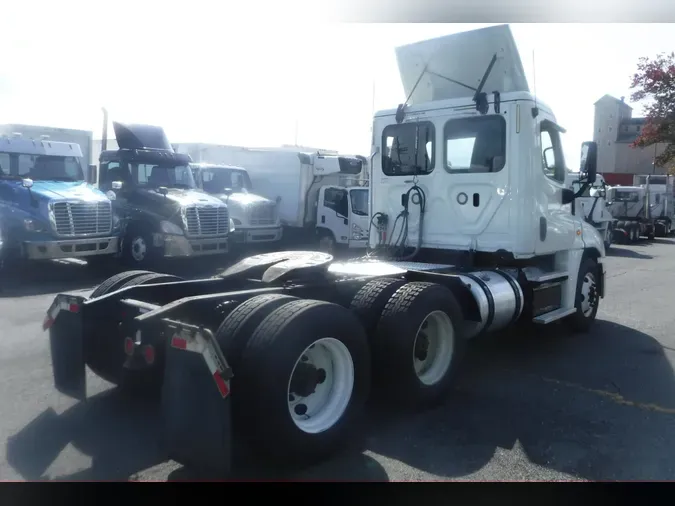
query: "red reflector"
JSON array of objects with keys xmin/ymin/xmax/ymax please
[
  {"xmin": 43, "ymin": 317, "xmax": 55, "ymax": 331},
  {"xmin": 124, "ymin": 337, "xmax": 134, "ymax": 356},
  {"xmin": 171, "ymin": 336, "xmax": 187, "ymax": 349},
  {"xmin": 213, "ymin": 371, "xmax": 230, "ymax": 398},
  {"xmin": 69, "ymin": 304, "xmax": 80, "ymax": 313},
  {"xmin": 143, "ymin": 345, "xmax": 155, "ymax": 365}
]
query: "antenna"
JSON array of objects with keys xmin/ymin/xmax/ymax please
[{"xmin": 531, "ymin": 50, "xmax": 539, "ymax": 118}]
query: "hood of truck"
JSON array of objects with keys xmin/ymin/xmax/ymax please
[
  {"xmin": 27, "ymin": 181, "xmax": 108, "ymax": 202},
  {"xmin": 215, "ymin": 192, "xmax": 276, "ymax": 222},
  {"xmin": 135, "ymin": 187, "xmax": 224, "ymax": 207},
  {"xmin": 396, "ymin": 24, "xmax": 529, "ymax": 105},
  {"xmin": 113, "ymin": 121, "xmax": 174, "ymax": 151}
]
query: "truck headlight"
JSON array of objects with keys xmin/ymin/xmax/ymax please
[
  {"xmin": 232, "ymin": 218, "xmax": 242, "ymax": 226},
  {"xmin": 229, "ymin": 217, "xmax": 236, "ymax": 233},
  {"xmin": 352, "ymin": 223, "xmax": 367, "ymax": 240},
  {"xmin": 160, "ymin": 220, "xmax": 184, "ymax": 236},
  {"xmin": 24, "ymin": 218, "xmax": 46, "ymax": 233}
]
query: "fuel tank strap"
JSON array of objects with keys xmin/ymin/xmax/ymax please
[
  {"xmin": 496, "ymin": 270, "xmax": 523, "ymax": 326},
  {"xmin": 462, "ymin": 272, "xmax": 495, "ymax": 331}
]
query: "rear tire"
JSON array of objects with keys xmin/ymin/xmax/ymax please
[
  {"xmin": 349, "ymin": 278, "xmax": 408, "ymax": 338},
  {"xmin": 90, "ymin": 270, "xmax": 154, "ymax": 299},
  {"xmin": 215, "ymin": 294, "xmax": 299, "ymax": 370},
  {"xmin": 372, "ymin": 282, "xmax": 466, "ymax": 410},
  {"xmin": 236, "ymin": 299, "xmax": 370, "ymax": 467},
  {"xmin": 86, "ymin": 272, "xmax": 183, "ymax": 394}
]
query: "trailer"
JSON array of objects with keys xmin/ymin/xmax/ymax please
[
  {"xmin": 176, "ymin": 143, "xmax": 369, "ymax": 254},
  {"xmin": 45, "ymin": 24, "xmax": 605, "ymax": 474}
]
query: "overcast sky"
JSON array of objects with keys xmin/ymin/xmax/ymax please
[{"xmin": 1, "ymin": 2, "xmax": 673, "ymax": 165}]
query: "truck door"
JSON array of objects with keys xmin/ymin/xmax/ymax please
[
  {"xmin": 318, "ymin": 187, "xmax": 349, "ymax": 245},
  {"xmin": 534, "ymin": 118, "xmax": 580, "ymax": 255},
  {"xmin": 99, "ymin": 161, "xmax": 132, "ymax": 214}
]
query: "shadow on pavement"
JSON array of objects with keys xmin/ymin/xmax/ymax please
[
  {"xmin": 365, "ymin": 320, "xmax": 675, "ymax": 480},
  {"xmin": 5, "ymin": 389, "xmax": 164, "ymax": 481},
  {"xmin": 606, "ymin": 247, "xmax": 653, "ymax": 259},
  {"xmin": 8, "ymin": 318, "xmax": 674, "ymax": 481}
]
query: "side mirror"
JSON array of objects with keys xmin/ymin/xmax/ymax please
[
  {"xmin": 21, "ymin": 178, "xmax": 34, "ymax": 189},
  {"xmin": 112, "ymin": 180, "xmax": 124, "ymax": 190},
  {"xmin": 87, "ymin": 164, "xmax": 97, "ymax": 184},
  {"xmin": 562, "ymin": 188, "xmax": 575, "ymax": 205},
  {"xmin": 580, "ymin": 141, "xmax": 597, "ymax": 184},
  {"xmin": 157, "ymin": 186, "xmax": 169, "ymax": 196}
]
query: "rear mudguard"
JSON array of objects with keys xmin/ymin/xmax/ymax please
[
  {"xmin": 45, "ymin": 294, "xmax": 88, "ymax": 401},
  {"xmin": 161, "ymin": 321, "xmax": 234, "ymax": 476}
]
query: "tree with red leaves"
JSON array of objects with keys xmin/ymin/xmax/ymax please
[{"xmin": 630, "ymin": 52, "xmax": 675, "ymax": 173}]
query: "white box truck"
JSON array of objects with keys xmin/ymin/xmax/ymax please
[{"xmin": 176, "ymin": 143, "xmax": 370, "ymax": 254}]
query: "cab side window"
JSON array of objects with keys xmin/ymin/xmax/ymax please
[
  {"xmin": 540, "ymin": 121, "xmax": 566, "ymax": 184},
  {"xmin": 324, "ymin": 188, "xmax": 348, "ymax": 217}
]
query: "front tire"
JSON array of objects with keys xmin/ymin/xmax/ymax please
[
  {"xmin": 236, "ymin": 299, "xmax": 370, "ymax": 467},
  {"xmin": 123, "ymin": 225, "xmax": 161, "ymax": 269},
  {"xmin": 565, "ymin": 257, "xmax": 600, "ymax": 333}
]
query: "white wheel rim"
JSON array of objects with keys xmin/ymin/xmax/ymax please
[
  {"xmin": 131, "ymin": 237, "xmax": 147, "ymax": 262},
  {"xmin": 412, "ymin": 310, "xmax": 455, "ymax": 386},
  {"xmin": 287, "ymin": 337, "xmax": 354, "ymax": 434},
  {"xmin": 581, "ymin": 272, "xmax": 597, "ymax": 317}
]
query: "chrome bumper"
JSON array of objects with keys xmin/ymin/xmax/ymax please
[
  {"xmin": 24, "ymin": 236, "xmax": 119, "ymax": 260},
  {"xmin": 230, "ymin": 226, "xmax": 283, "ymax": 244},
  {"xmin": 157, "ymin": 234, "xmax": 229, "ymax": 258}
]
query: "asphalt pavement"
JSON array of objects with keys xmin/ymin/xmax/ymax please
[{"xmin": 1, "ymin": 240, "xmax": 675, "ymax": 481}]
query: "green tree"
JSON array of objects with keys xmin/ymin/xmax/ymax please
[{"xmin": 630, "ymin": 52, "xmax": 675, "ymax": 174}]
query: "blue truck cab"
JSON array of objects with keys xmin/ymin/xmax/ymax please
[{"xmin": 0, "ymin": 134, "xmax": 120, "ymax": 265}]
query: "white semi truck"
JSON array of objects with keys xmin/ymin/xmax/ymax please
[
  {"xmin": 566, "ymin": 172, "xmax": 616, "ymax": 250},
  {"xmin": 605, "ymin": 174, "xmax": 671, "ymax": 242},
  {"xmin": 45, "ymin": 24, "xmax": 605, "ymax": 474},
  {"xmin": 177, "ymin": 143, "xmax": 369, "ymax": 254}
]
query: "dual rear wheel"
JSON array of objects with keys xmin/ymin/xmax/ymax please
[{"xmin": 215, "ymin": 279, "xmax": 464, "ymax": 466}]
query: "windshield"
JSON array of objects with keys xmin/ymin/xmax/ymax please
[
  {"xmin": 200, "ymin": 168, "xmax": 253, "ymax": 193},
  {"xmin": 0, "ymin": 153, "xmax": 84, "ymax": 182},
  {"xmin": 350, "ymin": 188, "xmax": 369, "ymax": 216},
  {"xmin": 613, "ymin": 190, "xmax": 640, "ymax": 202},
  {"xmin": 133, "ymin": 162, "xmax": 196, "ymax": 189}
]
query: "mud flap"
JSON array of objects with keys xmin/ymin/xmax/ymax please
[
  {"xmin": 161, "ymin": 324, "xmax": 233, "ymax": 476},
  {"xmin": 48, "ymin": 310, "xmax": 86, "ymax": 401}
]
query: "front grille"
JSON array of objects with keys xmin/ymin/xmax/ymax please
[
  {"xmin": 249, "ymin": 203, "xmax": 276, "ymax": 226},
  {"xmin": 51, "ymin": 201, "xmax": 113, "ymax": 237},
  {"xmin": 185, "ymin": 205, "xmax": 229, "ymax": 237}
]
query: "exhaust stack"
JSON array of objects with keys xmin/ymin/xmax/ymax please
[{"xmin": 101, "ymin": 107, "xmax": 108, "ymax": 152}]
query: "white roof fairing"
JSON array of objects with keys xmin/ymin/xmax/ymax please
[
  {"xmin": 0, "ymin": 136, "xmax": 83, "ymax": 158},
  {"xmin": 395, "ymin": 24, "xmax": 530, "ymax": 106}
]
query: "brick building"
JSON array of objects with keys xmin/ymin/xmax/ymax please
[{"xmin": 593, "ymin": 94, "xmax": 669, "ymax": 185}]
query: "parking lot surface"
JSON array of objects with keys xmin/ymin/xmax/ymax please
[{"xmin": 1, "ymin": 240, "xmax": 675, "ymax": 481}]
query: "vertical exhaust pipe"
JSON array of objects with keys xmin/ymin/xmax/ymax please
[{"xmin": 101, "ymin": 107, "xmax": 108, "ymax": 152}]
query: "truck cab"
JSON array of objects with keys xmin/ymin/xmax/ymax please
[
  {"xmin": 0, "ymin": 134, "xmax": 119, "ymax": 266},
  {"xmin": 190, "ymin": 163, "xmax": 283, "ymax": 246},
  {"xmin": 316, "ymin": 184, "xmax": 370, "ymax": 252},
  {"xmin": 370, "ymin": 24, "xmax": 605, "ymax": 325},
  {"xmin": 91, "ymin": 121, "xmax": 232, "ymax": 268}
]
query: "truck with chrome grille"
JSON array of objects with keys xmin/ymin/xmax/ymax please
[
  {"xmin": 46, "ymin": 25, "xmax": 607, "ymax": 475},
  {"xmin": 0, "ymin": 133, "xmax": 119, "ymax": 267},
  {"xmin": 88, "ymin": 112, "xmax": 233, "ymax": 269}
]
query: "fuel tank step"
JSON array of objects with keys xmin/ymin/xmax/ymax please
[{"xmin": 532, "ymin": 307, "xmax": 576, "ymax": 324}]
